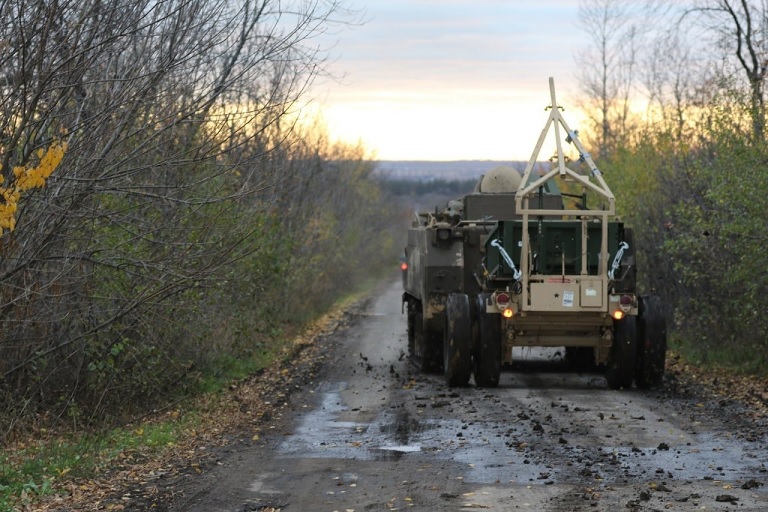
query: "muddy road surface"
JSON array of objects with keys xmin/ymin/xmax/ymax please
[{"xmin": 170, "ymin": 278, "xmax": 768, "ymax": 511}]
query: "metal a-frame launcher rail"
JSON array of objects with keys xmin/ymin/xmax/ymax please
[{"xmin": 514, "ymin": 77, "xmax": 617, "ymax": 313}]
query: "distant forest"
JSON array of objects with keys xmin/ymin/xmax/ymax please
[{"xmin": 381, "ymin": 178, "xmax": 477, "ymax": 198}]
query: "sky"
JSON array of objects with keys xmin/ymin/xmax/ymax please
[{"xmin": 308, "ymin": 0, "xmax": 591, "ymax": 161}]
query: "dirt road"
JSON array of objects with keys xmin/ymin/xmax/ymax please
[{"xmin": 168, "ymin": 278, "xmax": 768, "ymax": 511}]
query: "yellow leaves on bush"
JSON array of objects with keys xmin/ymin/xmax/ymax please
[{"xmin": 0, "ymin": 139, "xmax": 67, "ymax": 235}]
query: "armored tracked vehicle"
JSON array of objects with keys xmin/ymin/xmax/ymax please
[{"xmin": 402, "ymin": 78, "xmax": 667, "ymax": 389}]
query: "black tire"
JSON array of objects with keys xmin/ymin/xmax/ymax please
[
  {"xmin": 443, "ymin": 293, "xmax": 472, "ymax": 387},
  {"xmin": 406, "ymin": 300, "xmax": 439, "ymax": 373},
  {"xmin": 605, "ymin": 315, "xmax": 637, "ymax": 390},
  {"xmin": 422, "ymin": 317, "xmax": 444, "ymax": 373},
  {"xmin": 473, "ymin": 294, "xmax": 502, "ymax": 388},
  {"xmin": 636, "ymin": 294, "xmax": 667, "ymax": 389},
  {"xmin": 406, "ymin": 299, "xmax": 416, "ymax": 356}
]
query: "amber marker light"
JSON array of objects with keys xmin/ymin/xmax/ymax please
[
  {"xmin": 612, "ymin": 310, "xmax": 624, "ymax": 320},
  {"xmin": 502, "ymin": 308, "xmax": 514, "ymax": 319}
]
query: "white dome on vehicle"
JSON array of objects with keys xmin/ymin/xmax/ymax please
[{"xmin": 479, "ymin": 166, "xmax": 522, "ymax": 193}]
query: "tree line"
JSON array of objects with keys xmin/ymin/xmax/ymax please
[
  {"xmin": 576, "ymin": 0, "xmax": 768, "ymax": 369},
  {"xmin": 381, "ymin": 178, "xmax": 477, "ymax": 198},
  {"xmin": 0, "ymin": 0, "xmax": 400, "ymax": 439}
]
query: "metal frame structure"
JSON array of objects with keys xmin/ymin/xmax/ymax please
[{"xmin": 514, "ymin": 77, "xmax": 617, "ymax": 314}]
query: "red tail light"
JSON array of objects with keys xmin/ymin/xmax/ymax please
[{"xmin": 400, "ymin": 262, "xmax": 408, "ymax": 271}]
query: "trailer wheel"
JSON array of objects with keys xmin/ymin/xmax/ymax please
[
  {"xmin": 444, "ymin": 293, "xmax": 472, "ymax": 387},
  {"xmin": 473, "ymin": 294, "xmax": 501, "ymax": 388},
  {"xmin": 636, "ymin": 294, "xmax": 667, "ymax": 389},
  {"xmin": 605, "ymin": 316, "xmax": 637, "ymax": 390}
]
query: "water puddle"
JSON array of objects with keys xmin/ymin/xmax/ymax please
[
  {"xmin": 278, "ymin": 382, "xmax": 551, "ymax": 483},
  {"xmin": 249, "ymin": 473, "xmax": 283, "ymax": 495}
]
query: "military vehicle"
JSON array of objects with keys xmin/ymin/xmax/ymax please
[{"xmin": 402, "ymin": 78, "xmax": 667, "ymax": 389}]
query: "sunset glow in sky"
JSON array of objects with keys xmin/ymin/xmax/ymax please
[{"xmin": 309, "ymin": 0, "xmax": 590, "ymax": 161}]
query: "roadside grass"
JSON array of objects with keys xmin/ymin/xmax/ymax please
[
  {"xmin": 0, "ymin": 416, "xmax": 197, "ymax": 510},
  {"xmin": 197, "ymin": 335, "xmax": 291, "ymax": 394},
  {"xmin": 0, "ymin": 338, "xmax": 297, "ymax": 510},
  {"xmin": 672, "ymin": 336, "xmax": 768, "ymax": 376}
]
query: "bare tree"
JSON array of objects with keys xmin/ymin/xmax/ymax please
[
  {"xmin": 684, "ymin": 0, "xmax": 768, "ymax": 140},
  {"xmin": 0, "ymin": 0, "xmax": 360, "ymax": 433},
  {"xmin": 576, "ymin": 0, "xmax": 659, "ymax": 156},
  {"xmin": 641, "ymin": 21, "xmax": 720, "ymax": 140},
  {"xmin": 576, "ymin": 0, "xmax": 633, "ymax": 155}
]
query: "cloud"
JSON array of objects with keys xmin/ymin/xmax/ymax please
[{"xmin": 312, "ymin": 0, "xmax": 588, "ymax": 160}]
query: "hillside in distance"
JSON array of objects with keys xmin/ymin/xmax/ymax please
[
  {"xmin": 374, "ymin": 160, "xmax": 549, "ymax": 182},
  {"xmin": 376, "ymin": 161, "xmax": 548, "ymax": 225}
]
